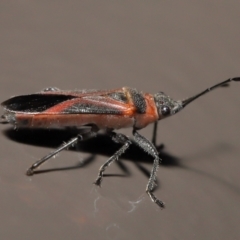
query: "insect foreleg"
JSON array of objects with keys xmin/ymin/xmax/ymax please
[
  {"xmin": 26, "ymin": 129, "xmax": 95, "ymax": 176},
  {"xmin": 94, "ymin": 132, "xmax": 131, "ymax": 186},
  {"xmin": 152, "ymin": 122, "xmax": 158, "ymax": 146},
  {"xmin": 133, "ymin": 130, "xmax": 164, "ymax": 208}
]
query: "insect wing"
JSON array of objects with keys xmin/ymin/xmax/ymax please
[
  {"xmin": 1, "ymin": 94, "xmax": 76, "ymax": 113},
  {"xmin": 1, "ymin": 88, "xmax": 136, "ymax": 116},
  {"xmin": 43, "ymin": 94, "xmax": 135, "ymax": 115}
]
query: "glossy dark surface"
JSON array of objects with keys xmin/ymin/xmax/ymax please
[{"xmin": 1, "ymin": 1, "xmax": 240, "ymax": 239}]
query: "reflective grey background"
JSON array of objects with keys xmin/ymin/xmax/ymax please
[{"xmin": 1, "ymin": 1, "xmax": 240, "ymax": 239}]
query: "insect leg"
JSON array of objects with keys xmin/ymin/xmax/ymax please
[
  {"xmin": 152, "ymin": 122, "xmax": 164, "ymax": 151},
  {"xmin": 26, "ymin": 130, "xmax": 95, "ymax": 176},
  {"xmin": 94, "ymin": 132, "xmax": 131, "ymax": 186},
  {"xmin": 152, "ymin": 122, "xmax": 158, "ymax": 146},
  {"xmin": 133, "ymin": 130, "xmax": 164, "ymax": 208}
]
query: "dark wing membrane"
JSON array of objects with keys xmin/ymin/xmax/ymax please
[
  {"xmin": 43, "ymin": 94, "xmax": 135, "ymax": 115},
  {"xmin": 1, "ymin": 94, "xmax": 76, "ymax": 113}
]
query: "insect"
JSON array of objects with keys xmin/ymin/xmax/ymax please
[{"xmin": 1, "ymin": 77, "xmax": 239, "ymax": 208}]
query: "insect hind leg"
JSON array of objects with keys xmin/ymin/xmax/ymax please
[
  {"xmin": 94, "ymin": 132, "xmax": 131, "ymax": 186},
  {"xmin": 26, "ymin": 128, "xmax": 96, "ymax": 176}
]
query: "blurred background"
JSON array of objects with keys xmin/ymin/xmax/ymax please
[{"xmin": 1, "ymin": 1, "xmax": 240, "ymax": 239}]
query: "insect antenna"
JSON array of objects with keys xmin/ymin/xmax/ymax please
[{"xmin": 182, "ymin": 77, "xmax": 240, "ymax": 108}]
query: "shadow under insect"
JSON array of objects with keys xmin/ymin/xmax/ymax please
[
  {"xmin": 3, "ymin": 128, "xmax": 180, "ymax": 185},
  {"xmin": 3, "ymin": 126, "xmax": 240, "ymax": 203}
]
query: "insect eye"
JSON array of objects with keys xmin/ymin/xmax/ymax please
[{"xmin": 161, "ymin": 106, "xmax": 171, "ymax": 116}]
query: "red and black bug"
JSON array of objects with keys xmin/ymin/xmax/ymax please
[{"xmin": 1, "ymin": 77, "xmax": 240, "ymax": 208}]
